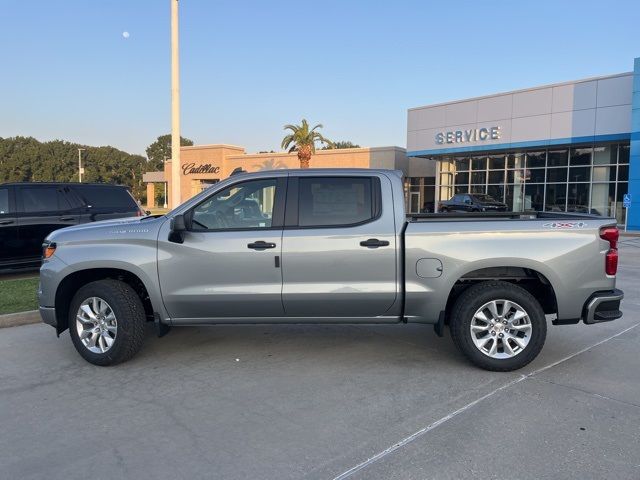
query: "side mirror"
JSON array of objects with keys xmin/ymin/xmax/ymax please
[{"xmin": 169, "ymin": 214, "xmax": 186, "ymax": 243}]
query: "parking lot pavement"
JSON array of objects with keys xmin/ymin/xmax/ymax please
[{"xmin": 0, "ymin": 242, "xmax": 639, "ymax": 480}]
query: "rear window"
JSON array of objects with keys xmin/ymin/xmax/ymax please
[
  {"xmin": 20, "ymin": 187, "xmax": 72, "ymax": 213},
  {"xmin": 73, "ymin": 185, "xmax": 137, "ymax": 209},
  {"xmin": 298, "ymin": 177, "xmax": 375, "ymax": 227}
]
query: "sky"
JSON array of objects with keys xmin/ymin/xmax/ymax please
[{"xmin": 1, "ymin": 0, "xmax": 639, "ymax": 156}]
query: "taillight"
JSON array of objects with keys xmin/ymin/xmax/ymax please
[{"xmin": 600, "ymin": 226, "xmax": 619, "ymax": 275}]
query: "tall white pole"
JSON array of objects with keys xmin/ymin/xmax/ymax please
[
  {"xmin": 170, "ymin": 0, "xmax": 181, "ymax": 208},
  {"xmin": 78, "ymin": 148, "xmax": 85, "ymax": 182}
]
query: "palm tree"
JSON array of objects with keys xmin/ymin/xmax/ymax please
[{"xmin": 281, "ymin": 119, "xmax": 333, "ymax": 169}]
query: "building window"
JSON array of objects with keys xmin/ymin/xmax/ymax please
[
  {"xmin": 404, "ymin": 176, "xmax": 436, "ymax": 213},
  {"xmin": 435, "ymin": 142, "xmax": 630, "ymax": 224}
]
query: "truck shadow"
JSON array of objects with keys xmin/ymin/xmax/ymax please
[{"xmin": 137, "ymin": 322, "xmax": 468, "ymax": 370}]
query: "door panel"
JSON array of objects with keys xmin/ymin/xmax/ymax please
[
  {"xmin": 157, "ymin": 177, "xmax": 286, "ymax": 320},
  {"xmin": 158, "ymin": 230, "xmax": 284, "ymax": 318},
  {"xmin": 281, "ymin": 175, "xmax": 398, "ymax": 318}
]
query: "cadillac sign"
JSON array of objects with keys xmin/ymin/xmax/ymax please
[
  {"xmin": 182, "ymin": 163, "xmax": 220, "ymax": 175},
  {"xmin": 435, "ymin": 126, "xmax": 501, "ymax": 145}
]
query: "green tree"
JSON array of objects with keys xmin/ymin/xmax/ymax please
[
  {"xmin": 321, "ymin": 140, "xmax": 360, "ymax": 149},
  {"xmin": 145, "ymin": 134, "xmax": 194, "ymax": 170},
  {"xmin": 0, "ymin": 136, "xmax": 150, "ymax": 203},
  {"xmin": 281, "ymin": 119, "xmax": 333, "ymax": 169}
]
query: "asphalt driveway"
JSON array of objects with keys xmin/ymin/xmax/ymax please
[{"xmin": 1, "ymin": 240, "xmax": 639, "ymax": 479}]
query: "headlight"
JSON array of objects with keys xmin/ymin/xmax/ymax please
[{"xmin": 42, "ymin": 241, "xmax": 57, "ymax": 260}]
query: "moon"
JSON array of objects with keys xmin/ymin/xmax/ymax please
[{"xmin": 122, "ymin": 31, "xmax": 130, "ymax": 39}]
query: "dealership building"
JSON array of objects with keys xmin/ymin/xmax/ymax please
[
  {"xmin": 407, "ymin": 57, "xmax": 640, "ymax": 229},
  {"xmin": 143, "ymin": 145, "xmax": 433, "ymax": 207}
]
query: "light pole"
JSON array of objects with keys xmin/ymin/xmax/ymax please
[
  {"xmin": 170, "ymin": 0, "xmax": 181, "ymax": 208},
  {"xmin": 78, "ymin": 148, "xmax": 85, "ymax": 182}
]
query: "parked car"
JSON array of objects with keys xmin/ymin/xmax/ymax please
[
  {"xmin": 439, "ymin": 193, "xmax": 508, "ymax": 212},
  {"xmin": 38, "ymin": 169, "xmax": 623, "ymax": 371},
  {"xmin": 0, "ymin": 182, "xmax": 144, "ymax": 270}
]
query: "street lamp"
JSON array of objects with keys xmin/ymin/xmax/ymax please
[{"xmin": 77, "ymin": 148, "xmax": 85, "ymax": 182}]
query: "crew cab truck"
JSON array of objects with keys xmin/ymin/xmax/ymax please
[{"xmin": 38, "ymin": 169, "xmax": 623, "ymax": 371}]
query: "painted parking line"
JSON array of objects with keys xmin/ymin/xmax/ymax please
[{"xmin": 331, "ymin": 321, "xmax": 640, "ymax": 480}]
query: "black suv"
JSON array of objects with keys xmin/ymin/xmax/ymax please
[
  {"xmin": 439, "ymin": 193, "xmax": 508, "ymax": 213},
  {"xmin": 0, "ymin": 183, "xmax": 144, "ymax": 270}
]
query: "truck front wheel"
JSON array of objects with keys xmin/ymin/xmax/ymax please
[
  {"xmin": 449, "ymin": 281, "xmax": 547, "ymax": 371},
  {"xmin": 68, "ymin": 279, "xmax": 146, "ymax": 366}
]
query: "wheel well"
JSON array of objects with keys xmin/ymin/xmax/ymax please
[
  {"xmin": 54, "ymin": 268, "xmax": 154, "ymax": 334},
  {"xmin": 443, "ymin": 267, "xmax": 558, "ymax": 323}
]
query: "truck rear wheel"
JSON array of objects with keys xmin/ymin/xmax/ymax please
[
  {"xmin": 449, "ymin": 281, "xmax": 547, "ymax": 371},
  {"xmin": 68, "ymin": 279, "xmax": 146, "ymax": 366}
]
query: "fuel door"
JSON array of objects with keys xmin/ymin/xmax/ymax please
[{"xmin": 416, "ymin": 258, "xmax": 443, "ymax": 278}]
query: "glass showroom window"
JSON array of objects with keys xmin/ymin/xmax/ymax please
[
  {"xmin": 405, "ymin": 176, "xmax": 436, "ymax": 213},
  {"xmin": 435, "ymin": 143, "xmax": 628, "ymax": 222}
]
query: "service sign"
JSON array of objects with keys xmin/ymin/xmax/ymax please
[{"xmin": 435, "ymin": 126, "xmax": 501, "ymax": 145}]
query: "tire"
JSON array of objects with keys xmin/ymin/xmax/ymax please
[
  {"xmin": 68, "ymin": 279, "xmax": 146, "ymax": 366},
  {"xmin": 449, "ymin": 281, "xmax": 547, "ymax": 371}
]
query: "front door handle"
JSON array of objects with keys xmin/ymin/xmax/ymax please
[
  {"xmin": 59, "ymin": 216, "xmax": 75, "ymax": 221},
  {"xmin": 248, "ymin": 241, "xmax": 276, "ymax": 250},
  {"xmin": 359, "ymin": 238, "xmax": 390, "ymax": 248},
  {"xmin": 0, "ymin": 219, "xmax": 14, "ymax": 225}
]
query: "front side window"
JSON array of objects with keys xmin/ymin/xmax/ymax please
[
  {"xmin": 74, "ymin": 186, "xmax": 137, "ymax": 209},
  {"xmin": 191, "ymin": 179, "xmax": 277, "ymax": 230},
  {"xmin": 298, "ymin": 177, "xmax": 374, "ymax": 227}
]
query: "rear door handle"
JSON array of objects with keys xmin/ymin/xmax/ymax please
[
  {"xmin": 0, "ymin": 219, "xmax": 14, "ymax": 225},
  {"xmin": 248, "ymin": 241, "xmax": 276, "ymax": 250},
  {"xmin": 359, "ymin": 238, "xmax": 390, "ymax": 248}
]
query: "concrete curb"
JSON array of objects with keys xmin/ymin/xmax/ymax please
[{"xmin": 0, "ymin": 310, "xmax": 40, "ymax": 328}]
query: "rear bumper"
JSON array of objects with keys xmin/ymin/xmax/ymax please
[
  {"xmin": 583, "ymin": 289, "xmax": 624, "ymax": 325},
  {"xmin": 39, "ymin": 306, "xmax": 57, "ymax": 328}
]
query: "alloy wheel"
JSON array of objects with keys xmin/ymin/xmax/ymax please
[
  {"xmin": 470, "ymin": 299, "xmax": 532, "ymax": 359},
  {"xmin": 75, "ymin": 297, "xmax": 117, "ymax": 354}
]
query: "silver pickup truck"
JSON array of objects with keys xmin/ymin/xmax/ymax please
[{"xmin": 38, "ymin": 169, "xmax": 623, "ymax": 371}]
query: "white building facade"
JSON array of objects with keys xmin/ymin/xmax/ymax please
[{"xmin": 407, "ymin": 57, "xmax": 640, "ymax": 229}]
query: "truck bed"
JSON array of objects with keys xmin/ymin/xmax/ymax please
[{"xmin": 402, "ymin": 211, "xmax": 617, "ymax": 325}]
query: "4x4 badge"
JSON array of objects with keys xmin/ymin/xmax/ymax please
[{"xmin": 542, "ymin": 222, "xmax": 587, "ymax": 229}]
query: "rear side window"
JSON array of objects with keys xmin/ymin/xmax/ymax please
[
  {"xmin": 73, "ymin": 186, "xmax": 137, "ymax": 209},
  {"xmin": 297, "ymin": 177, "xmax": 376, "ymax": 227},
  {"xmin": 0, "ymin": 188, "xmax": 10, "ymax": 214},
  {"xmin": 20, "ymin": 187, "xmax": 71, "ymax": 213}
]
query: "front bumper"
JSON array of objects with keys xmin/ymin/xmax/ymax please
[
  {"xmin": 583, "ymin": 289, "xmax": 624, "ymax": 324},
  {"xmin": 39, "ymin": 306, "xmax": 57, "ymax": 328}
]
